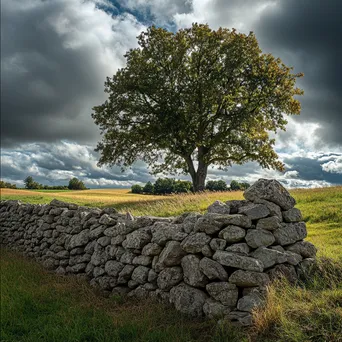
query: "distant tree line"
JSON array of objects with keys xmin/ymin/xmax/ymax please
[
  {"xmin": 23, "ymin": 176, "xmax": 87, "ymax": 190},
  {"xmin": 0, "ymin": 180, "xmax": 17, "ymax": 189},
  {"xmin": 131, "ymin": 178, "xmax": 250, "ymax": 195}
]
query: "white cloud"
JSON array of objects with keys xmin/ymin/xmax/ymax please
[{"xmin": 321, "ymin": 157, "xmax": 342, "ymax": 174}]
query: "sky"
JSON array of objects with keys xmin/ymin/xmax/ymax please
[{"xmin": 1, "ymin": 0, "xmax": 342, "ymax": 188}]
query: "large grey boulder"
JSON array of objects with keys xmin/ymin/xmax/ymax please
[
  {"xmin": 282, "ymin": 208, "xmax": 302, "ymax": 223},
  {"xmin": 209, "ymin": 238, "xmax": 226, "ymax": 251},
  {"xmin": 169, "ymin": 283, "xmax": 208, "ymax": 317},
  {"xmin": 213, "ymin": 251, "xmax": 263, "ymax": 272},
  {"xmin": 256, "ymin": 216, "xmax": 281, "ymax": 231},
  {"xmin": 285, "ymin": 241, "xmax": 317, "ymax": 258},
  {"xmin": 157, "ymin": 267, "xmax": 183, "ymax": 291},
  {"xmin": 131, "ymin": 265, "xmax": 150, "ymax": 284},
  {"xmin": 199, "ymin": 257, "xmax": 228, "ymax": 281},
  {"xmin": 151, "ymin": 222, "xmax": 187, "ymax": 246},
  {"xmin": 156, "ymin": 241, "xmax": 187, "ymax": 270},
  {"xmin": 181, "ymin": 255, "xmax": 208, "ymax": 287},
  {"xmin": 122, "ymin": 227, "xmax": 151, "ymax": 249},
  {"xmin": 238, "ymin": 203, "xmax": 270, "ymax": 220},
  {"xmin": 237, "ymin": 292, "xmax": 264, "ymax": 312},
  {"xmin": 105, "ymin": 260, "xmax": 124, "ymax": 277},
  {"xmin": 206, "ymin": 282, "xmax": 238, "ymax": 307},
  {"xmin": 245, "ymin": 229, "xmax": 275, "ymax": 248},
  {"xmin": 181, "ymin": 233, "xmax": 211, "ymax": 253},
  {"xmin": 267, "ymin": 264, "xmax": 298, "ymax": 284},
  {"xmin": 207, "ymin": 201, "xmax": 230, "ymax": 214},
  {"xmin": 67, "ymin": 229, "xmax": 90, "ymax": 250},
  {"xmin": 117, "ymin": 265, "xmax": 135, "ymax": 284},
  {"xmin": 218, "ymin": 225, "xmax": 246, "ymax": 243},
  {"xmin": 254, "ymin": 199, "xmax": 282, "ymax": 220},
  {"xmin": 273, "ymin": 222, "xmax": 307, "ymax": 245},
  {"xmin": 141, "ymin": 243, "xmax": 162, "ymax": 256},
  {"xmin": 251, "ymin": 247, "xmax": 287, "ymax": 269},
  {"xmin": 244, "ymin": 179, "xmax": 296, "ymax": 210},
  {"xmin": 203, "ymin": 298, "xmax": 231, "ymax": 318},
  {"xmin": 229, "ymin": 270, "xmax": 270, "ymax": 287}
]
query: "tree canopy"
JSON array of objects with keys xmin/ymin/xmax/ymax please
[{"xmin": 92, "ymin": 23, "xmax": 303, "ymax": 191}]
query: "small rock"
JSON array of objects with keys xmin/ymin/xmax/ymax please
[
  {"xmin": 225, "ymin": 243, "xmax": 250, "ymax": 255},
  {"xmin": 256, "ymin": 216, "xmax": 281, "ymax": 231},
  {"xmin": 105, "ymin": 260, "xmax": 124, "ymax": 277},
  {"xmin": 207, "ymin": 200, "xmax": 230, "ymax": 214},
  {"xmin": 273, "ymin": 222, "xmax": 307, "ymax": 246},
  {"xmin": 181, "ymin": 233, "xmax": 211, "ymax": 253},
  {"xmin": 245, "ymin": 229, "xmax": 275, "ymax": 248},
  {"xmin": 199, "ymin": 257, "xmax": 228, "ymax": 281},
  {"xmin": 251, "ymin": 247, "xmax": 287, "ymax": 268},
  {"xmin": 206, "ymin": 282, "xmax": 238, "ymax": 307},
  {"xmin": 285, "ymin": 241, "xmax": 317, "ymax": 258},
  {"xmin": 238, "ymin": 203, "xmax": 270, "ymax": 220},
  {"xmin": 282, "ymin": 208, "xmax": 302, "ymax": 222},
  {"xmin": 229, "ymin": 270, "xmax": 270, "ymax": 287},
  {"xmin": 131, "ymin": 265, "xmax": 150, "ymax": 284},
  {"xmin": 209, "ymin": 238, "xmax": 226, "ymax": 251},
  {"xmin": 203, "ymin": 298, "xmax": 231, "ymax": 318},
  {"xmin": 157, "ymin": 267, "xmax": 183, "ymax": 291},
  {"xmin": 218, "ymin": 225, "xmax": 246, "ymax": 243},
  {"xmin": 181, "ymin": 255, "xmax": 208, "ymax": 287}
]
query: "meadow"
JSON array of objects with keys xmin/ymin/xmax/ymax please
[{"xmin": 1, "ymin": 186, "xmax": 342, "ymax": 341}]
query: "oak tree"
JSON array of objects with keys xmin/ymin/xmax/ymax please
[{"xmin": 92, "ymin": 24, "xmax": 303, "ymax": 191}]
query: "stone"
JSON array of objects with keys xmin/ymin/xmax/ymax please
[
  {"xmin": 93, "ymin": 266, "xmax": 105, "ymax": 278},
  {"xmin": 206, "ymin": 282, "xmax": 238, "ymax": 307},
  {"xmin": 169, "ymin": 283, "xmax": 208, "ymax": 317},
  {"xmin": 180, "ymin": 233, "xmax": 211, "ymax": 253},
  {"xmin": 132, "ymin": 255, "xmax": 152, "ymax": 266},
  {"xmin": 251, "ymin": 247, "xmax": 287, "ymax": 269},
  {"xmin": 128, "ymin": 280, "xmax": 139, "ymax": 289},
  {"xmin": 182, "ymin": 213, "xmax": 202, "ymax": 233},
  {"xmin": 282, "ymin": 208, "xmax": 302, "ymax": 223},
  {"xmin": 297, "ymin": 258, "xmax": 316, "ymax": 279},
  {"xmin": 112, "ymin": 287, "xmax": 131, "ymax": 296},
  {"xmin": 203, "ymin": 298, "xmax": 231, "ymax": 318},
  {"xmin": 237, "ymin": 293, "xmax": 264, "ymax": 312},
  {"xmin": 123, "ymin": 228, "xmax": 151, "ymax": 249},
  {"xmin": 227, "ymin": 311, "xmax": 253, "ymax": 326},
  {"xmin": 285, "ymin": 251, "xmax": 303, "ymax": 265},
  {"xmin": 244, "ymin": 178, "xmax": 296, "ymax": 210},
  {"xmin": 254, "ymin": 199, "xmax": 282, "ymax": 220},
  {"xmin": 131, "ymin": 266, "xmax": 150, "ymax": 284},
  {"xmin": 141, "ymin": 243, "xmax": 162, "ymax": 256},
  {"xmin": 194, "ymin": 215, "xmax": 221, "ymax": 234},
  {"xmin": 151, "ymin": 222, "xmax": 187, "ymax": 246},
  {"xmin": 118, "ymin": 265, "xmax": 135, "ymax": 284},
  {"xmin": 201, "ymin": 244, "xmax": 213, "ymax": 257},
  {"xmin": 245, "ymin": 229, "xmax": 275, "ymax": 248},
  {"xmin": 120, "ymin": 251, "xmax": 136, "ymax": 264},
  {"xmin": 91, "ymin": 249, "xmax": 107, "ymax": 266},
  {"xmin": 148, "ymin": 269, "xmax": 158, "ymax": 283},
  {"xmin": 209, "ymin": 238, "xmax": 226, "ymax": 251},
  {"xmin": 111, "ymin": 235, "xmax": 126, "ymax": 245},
  {"xmin": 207, "ymin": 200, "xmax": 230, "ymax": 214},
  {"xmin": 273, "ymin": 222, "xmax": 307, "ymax": 246},
  {"xmin": 181, "ymin": 255, "xmax": 208, "ymax": 287},
  {"xmin": 225, "ymin": 243, "xmax": 250, "ymax": 255},
  {"xmin": 218, "ymin": 225, "xmax": 246, "ymax": 243},
  {"xmin": 229, "ymin": 270, "xmax": 270, "ymax": 287},
  {"xmin": 238, "ymin": 203, "xmax": 270, "ymax": 220},
  {"xmin": 285, "ymin": 241, "xmax": 317, "ymax": 258},
  {"xmin": 97, "ymin": 236, "xmax": 111, "ymax": 247},
  {"xmin": 104, "ymin": 222, "xmax": 133, "ymax": 237},
  {"xmin": 267, "ymin": 264, "xmax": 298, "ymax": 284},
  {"xmin": 157, "ymin": 267, "xmax": 183, "ymax": 291},
  {"xmin": 256, "ymin": 216, "xmax": 281, "ymax": 231},
  {"xmin": 67, "ymin": 229, "xmax": 90, "ymax": 250},
  {"xmin": 99, "ymin": 214, "xmax": 116, "ymax": 226},
  {"xmin": 214, "ymin": 214, "xmax": 252, "ymax": 229},
  {"xmin": 199, "ymin": 257, "xmax": 228, "ymax": 281},
  {"xmin": 156, "ymin": 241, "xmax": 187, "ymax": 270},
  {"xmin": 225, "ymin": 200, "xmax": 249, "ymax": 214},
  {"xmin": 270, "ymin": 245, "xmax": 285, "ymax": 252},
  {"xmin": 105, "ymin": 260, "xmax": 124, "ymax": 277},
  {"xmin": 213, "ymin": 250, "xmax": 264, "ymax": 272}
]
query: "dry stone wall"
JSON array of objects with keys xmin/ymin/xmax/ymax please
[{"xmin": 0, "ymin": 179, "xmax": 317, "ymax": 326}]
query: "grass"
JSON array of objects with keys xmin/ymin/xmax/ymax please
[{"xmin": 1, "ymin": 185, "xmax": 342, "ymax": 341}]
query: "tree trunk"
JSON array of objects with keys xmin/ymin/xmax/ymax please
[{"xmin": 185, "ymin": 150, "xmax": 208, "ymax": 192}]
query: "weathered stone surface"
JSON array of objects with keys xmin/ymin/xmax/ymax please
[
  {"xmin": 237, "ymin": 293, "xmax": 264, "ymax": 312},
  {"xmin": 123, "ymin": 228, "xmax": 151, "ymax": 249},
  {"xmin": 206, "ymin": 282, "xmax": 238, "ymax": 307},
  {"xmin": 157, "ymin": 267, "xmax": 183, "ymax": 291},
  {"xmin": 209, "ymin": 238, "xmax": 226, "ymax": 251},
  {"xmin": 99, "ymin": 214, "xmax": 116, "ymax": 226},
  {"xmin": 244, "ymin": 178, "xmax": 296, "ymax": 210},
  {"xmin": 199, "ymin": 257, "xmax": 228, "ymax": 281},
  {"xmin": 131, "ymin": 266, "xmax": 149, "ymax": 284},
  {"xmin": 282, "ymin": 208, "xmax": 302, "ymax": 223},
  {"xmin": 218, "ymin": 225, "xmax": 246, "ymax": 243},
  {"xmin": 117, "ymin": 265, "xmax": 135, "ymax": 284},
  {"xmin": 245, "ymin": 229, "xmax": 275, "ymax": 248},
  {"xmin": 120, "ymin": 251, "xmax": 136, "ymax": 264},
  {"xmin": 227, "ymin": 311, "xmax": 253, "ymax": 326},
  {"xmin": 141, "ymin": 243, "xmax": 162, "ymax": 256},
  {"xmin": 207, "ymin": 200, "xmax": 230, "ymax": 215},
  {"xmin": 214, "ymin": 214, "xmax": 252, "ymax": 229},
  {"xmin": 267, "ymin": 264, "xmax": 298, "ymax": 284},
  {"xmin": 181, "ymin": 255, "xmax": 208, "ymax": 287},
  {"xmin": 285, "ymin": 251, "xmax": 303, "ymax": 265},
  {"xmin": 285, "ymin": 241, "xmax": 317, "ymax": 258},
  {"xmin": 104, "ymin": 222, "xmax": 133, "ymax": 237},
  {"xmin": 151, "ymin": 222, "xmax": 187, "ymax": 246},
  {"xmin": 203, "ymin": 298, "xmax": 231, "ymax": 318},
  {"xmin": 225, "ymin": 200, "xmax": 249, "ymax": 214},
  {"xmin": 238, "ymin": 203, "xmax": 270, "ymax": 220},
  {"xmin": 156, "ymin": 241, "xmax": 187, "ymax": 270},
  {"xmin": 169, "ymin": 283, "xmax": 208, "ymax": 317},
  {"xmin": 105, "ymin": 260, "xmax": 124, "ymax": 277},
  {"xmin": 225, "ymin": 243, "xmax": 250, "ymax": 255},
  {"xmin": 254, "ymin": 199, "xmax": 282, "ymax": 220},
  {"xmin": 251, "ymin": 247, "xmax": 287, "ymax": 269},
  {"xmin": 201, "ymin": 244, "xmax": 213, "ymax": 257},
  {"xmin": 229, "ymin": 270, "xmax": 270, "ymax": 287},
  {"xmin": 132, "ymin": 255, "xmax": 152, "ymax": 266},
  {"xmin": 194, "ymin": 215, "xmax": 221, "ymax": 234},
  {"xmin": 273, "ymin": 222, "xmax": 307, "ymax": 246},
  {"xmin": 213, "ymin": 251, "xmax": 263, "ymax": 272},
  {"xmin": 256, "ymin": 216, "xmax": 281, "ymax": 231},
  {"xmin": 67, "ymin": 229, "xmax": 90, "ymax": 250},
  {"xmin": 97, "ymin": 236, "xmax": 111, "ymax": 247},
  {"xmin": 182, "ymin": 213, "xmax": 202, "ymax": 233},
  {"xmin": 181, "ymin": 233, "xmax": 211, "ymax": 253},
  {"xmin": 111, "ymin": 235, "xmax": 126, "ymax": 245}
]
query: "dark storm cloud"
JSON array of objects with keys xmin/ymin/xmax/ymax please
[
  {"xmin": 1, "ymin": 0, "xmax": 144, "ymax": 147},
  {"xmin": 255, "ymin": 0, "xmax": 342, "ymax": 146}
]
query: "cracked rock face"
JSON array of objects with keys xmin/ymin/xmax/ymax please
[{"xmin": 0, "ymin": 178, "xmax": 317, "ymax": 326}]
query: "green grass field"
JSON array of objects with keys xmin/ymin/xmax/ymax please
[{"xmin": 1, "ymin": 186, "xmax": 342, "ymax": 341}]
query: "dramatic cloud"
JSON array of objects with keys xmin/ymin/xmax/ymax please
[{"xmin": 1, "ymin": 0, "xmax": 341, "ymax": 187}]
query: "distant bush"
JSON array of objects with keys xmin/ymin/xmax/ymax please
[
  {"xmin": 206, "ymin": 180, "xmax": 228, "ymax": 191},
  {"xmin": 131, "ymin": 184, "xmax": 143, "ymax": 194},
  {"xmin": 229, "ymin": 180, "xmax": 251, "ymax": 191},
  {"xmin": 174, "ymin": 180, "xmax": 192, "ymax": 194},
  {"xmin": 68, "ymin": 178, "xmax": 87, "ymax": 190},
  {"xmin": 0, "ymin": 180, "xmax": 17, "ymax": 189},
  {"xmin": 154, "ymin": 178, "xmax": 175, "ymax": 194},
  {"xmin": 143, "ymin": 181, "xmax": 154, "ymax": 194}
]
